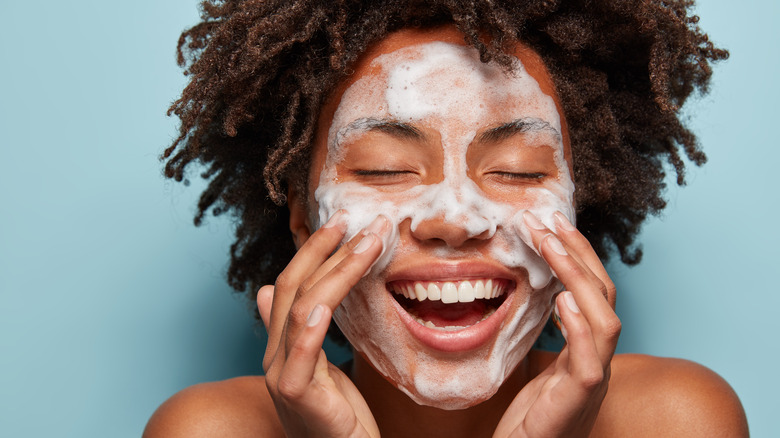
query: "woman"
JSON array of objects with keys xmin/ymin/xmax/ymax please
[{"xmin": 145, "ymin": 1, "xmax": 747, "ymax": 436}]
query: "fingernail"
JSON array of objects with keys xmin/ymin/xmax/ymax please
[
  {"xmin": 554, "ymin": 211, "xmax": 576, "ymax": 232},
  {"xmin": 353, "ymin": 232, "xmax": 377, "ymax": 254},
  {"xmin": 563, "ymin": 291, "xmax": 580, "ymax": 314},
  {"xmin": 523, "ymin": 211, "xmax": 547, "ymax": 230},
  {"xmin": 307, "ymin": 304, "xmax": 324, "ymax": 327},
  {"xmin": 323, "ymin": 210, "xmax": 347, "ymax": 229},
  {"xmin": 544, "ymin": 234, "xmax": 568, "ymax": 256},
  {"xmin": 365, "ymin": 215, "xmax": 390, "ymax": 236}
]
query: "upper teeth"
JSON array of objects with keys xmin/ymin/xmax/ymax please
[{"xmin": 391, "ymin": 280, "xmax": 507, "ymax": 304}]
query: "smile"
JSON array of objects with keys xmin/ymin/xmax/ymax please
[
  {"xmin": 386, "ymin": 278, "xmax": 514, "ymax": 352},
  {"xmin": 390, "ymin": 279, "xmax": 509, "ymax": 303}
]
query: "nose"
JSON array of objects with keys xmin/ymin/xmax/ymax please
[{"xmin": 410, "ymin": 215, "xmax": 492, "ymax": 248}]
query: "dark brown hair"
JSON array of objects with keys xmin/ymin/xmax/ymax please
[{"xmin": 163, "ymin": 0, "xmax": 727, "ymax": 306}]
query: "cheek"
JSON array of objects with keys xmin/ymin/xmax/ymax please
[{"xmin": 315, "ymin": 181, "xmax": 408, "ymax": 274}]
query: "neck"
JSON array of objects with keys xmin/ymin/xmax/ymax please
[{"xmin": 350, "ymin": 352, "xmax": 548, "ymax": 438}]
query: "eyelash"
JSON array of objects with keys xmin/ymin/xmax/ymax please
[
  {"xmin": 353, "ymin": 169, "xmax": 413, "ymax": 177},
  {"xmin": 492, "ymin": 171, "xmax": 547, "ymax": 180}
]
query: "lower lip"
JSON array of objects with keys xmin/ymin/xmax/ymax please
[{"xmin": 389, "ymin": 290, "xmax": 514, "ymax": 353}]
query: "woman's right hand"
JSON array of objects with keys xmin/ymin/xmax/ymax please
[{"xmin": 257, "ymin": 211, "xmax": 388, "ymax": 438}]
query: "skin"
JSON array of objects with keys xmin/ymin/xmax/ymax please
[{"xmin": 144, "ymin": 27, "xmax": 749, "ymax": 438}]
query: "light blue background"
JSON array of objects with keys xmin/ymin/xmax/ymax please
[{"xmin": 0, "ymin": 0, "xmax": 776, "ymax": 436}]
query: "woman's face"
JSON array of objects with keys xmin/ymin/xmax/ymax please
[{"xmin": 298, "ymin": 27, "xmax": 575, "ymax": 410}]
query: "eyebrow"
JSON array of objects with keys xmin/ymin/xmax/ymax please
[
  {"xmin": 370, "ymin": 120, "xmax": 423, "ymax": 139},
  {"xmin": 477, "ymin": 118, "xmax": 561, "ymax": 143},
  {"xmin": 334, "ymin": 117, "xmax": 424, "ymax": 148}
]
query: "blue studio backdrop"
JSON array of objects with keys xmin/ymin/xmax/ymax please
[{"xmin": 0, "ymin": 0, "xmax": 776, "ymax": 436}]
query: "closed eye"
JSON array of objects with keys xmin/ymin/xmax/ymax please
[
  {"xmin": 353, "ymin": 169, "xmax": 414, "ymax": 177},
  {"xmin": 351, "ymin": 169, "xmax": 420, "ymax": 187},
  {"xmin": 490, "ymin": 171, "xmax": 547, "ymax": 180}
]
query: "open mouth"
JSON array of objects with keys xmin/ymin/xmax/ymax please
[{"xmin": 387, "ymin": 279, "xmax": 511, "ymax": 331}]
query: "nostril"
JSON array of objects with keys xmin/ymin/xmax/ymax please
[{"xmin": 411, "ymin": 216, "xmax": 491, "ymax": 248}]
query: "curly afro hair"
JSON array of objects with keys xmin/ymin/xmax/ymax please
[{"xmin": 162, "ymin": 0, "xmax": 727, "ymax": 305}]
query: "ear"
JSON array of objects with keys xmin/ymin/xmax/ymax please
[{"xmin": 288, "ymin": 185, "xmax": 311, "ymax": 250}]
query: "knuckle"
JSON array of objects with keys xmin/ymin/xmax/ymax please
[
  {"xmin": 579, "ymin": 367, "xmax": 605, "ymax": 389},
  {"xmin": 330, "ymin": 262, "xmax": 353, "ymax": 278},
  {"xmin": 605, "ymin": 282, "xmax": 617, "ymax": 298},
  {"xmin": 275, "ymin": 271, "xmax": 293, "ymax": 291},
  {"xmin": 571, "ymin": 323, "xmax": 592, "ymax": 340},
  {"xmin": 605, "ymin": 282, "xmax": 617, "ymax": 307},
  {"xmin": 262, "ymin": 352, "xmax": 273, "ymax": 374},
  {"xmin": 264, "ymin": 368, "xmax": 280, "ymax": 396},
  {"xmin": 597, "ymin": 283, "xmax": 609, "ymax": 299},
  {"xmin": 276, "ymin": 375, "xmax": 306, "ymax": 401},
  {"xmin": 295, "ymin": 277, "xmax": 315, "ymax": 298},
  {"xmin": 295, "ymin": 281, "xmax": 313, "ymax": 301},
  {"xmin": 598, "ymin": 315, "xmax": 622, "ymax": 340},
  {"xmin": 562, "ymin": 261, "xmax": 586, "ymax": 280},
  {"xmin": 286, "ymin": 302, "xmax": 311, "ymax": 328},
  {"xmin": 286, "ymin": 334, "xmax": 311, "ymax": 358}
]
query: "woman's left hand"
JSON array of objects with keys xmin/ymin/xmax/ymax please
[{"xmin": 493, "ymin": 211, "xmax": 620, "ymax": 438}]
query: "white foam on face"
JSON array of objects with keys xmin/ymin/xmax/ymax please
[{"xmin": 314, "ymin": 42, "xmax": 575, "ymax": 409}]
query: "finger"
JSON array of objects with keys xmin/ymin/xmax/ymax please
[
  {"xmin": 540, "ymin": 233, "xmax": 621, "ymax": 364},
  {"xmin": 554, "ymin": 212, "xmax": 616, "ymax": 308},
  {"xmin": 258, "ymin": 285, "xmax": 279, "ymax": 372},
  {"xmin": 556, "ymin": 291, "xmax": 608, "ymax": 404},
  {"xmin": 544, "ymin": 293, "xmax": 606, "ymax": 419},
  {"xmin": 257, "ymin": 285, "xmax": 274, "ymax": 330},
  {"xmin": 275, "ymin": 304, "xmax": 332, "ymax": 404},
  {"xmin": 284, "ymin": 231, "xmax": 385, "ymax": 354},
  {"xmin": 267, "ymin": 210, "xmax": 348, "ymax": 351}
]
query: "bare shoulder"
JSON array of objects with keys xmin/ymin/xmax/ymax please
[
  {"xmin": 143, "ymin": 376, "xmax": 284, "ymax": 438},
  {"xmin": 592, "ymin": 354, "xmax": 748, "ymax": 437}
]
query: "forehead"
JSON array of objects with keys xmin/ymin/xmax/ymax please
[
  {"xmin": 342, "ymin": 42, "xmax": 560, "ymax": 140},
  {"xmin": 311, "ymin": 26, "xmax": 571, "ymax": 180}
]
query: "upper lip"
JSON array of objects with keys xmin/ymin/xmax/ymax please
[{"xmin": 383, "ymin": 260, "xmax": 516, "ymax": 284}]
